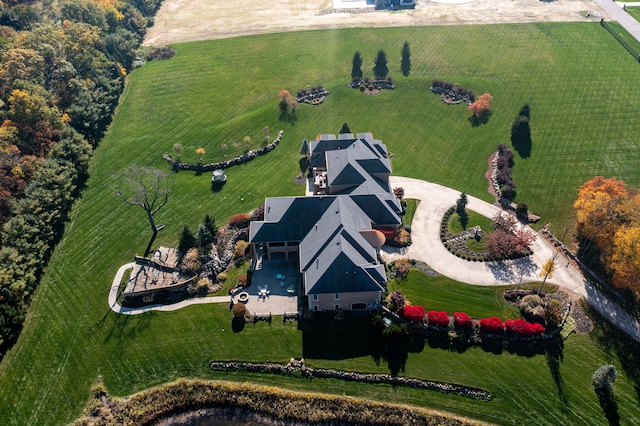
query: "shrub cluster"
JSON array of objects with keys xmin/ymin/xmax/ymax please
[
  {"xmin": 295, "ymin": 86, "xmax": 330, "ymax": 104},
  {"xmin": 427, "ymin": 310, "xmax": 450, "ymax": 328},
  {"xmin": 145, "ymin": 46, "xmax": 177, "ymax": 61},
  {"xmin": 519, "ymin": 294, "xmax": 545, "ymax": 324},
  {"xmin": 430, "ymin": 80, "xmax": 475, "ymax": 103},
  {"xmin": 391, "ymin": 228, "xmax": 411, "ymax": 247},
  {"xmin": 228, "ymin": 213, "xmax": 252, "ymax": 228},
  {"xmin": 348, "ymin": 76, "xmax": 395, "ymax": 90},
  {"xmin": 453, "ymin": 312, "xmax": 472, "ymax": 328},
  {"xmin": 494, "ymin": 144, "xmax": 516, "ymax": 200},
  {"xmin": 400, "ymin": 305, "xmax": 425, "ymax": 322},
  {"xmin": 505, "ymin": 319, "xmax": 545, "ymax": 337},
  {"xmin": 479, "ymin": 316, "xmax": 504, "ymax": 334}
]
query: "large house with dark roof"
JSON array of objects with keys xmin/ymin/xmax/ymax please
[{"xmin": 249, "ymin": 133, "xmax": 401, "ymax": 312}]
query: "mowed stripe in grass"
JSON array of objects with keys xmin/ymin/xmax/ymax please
[{"xmin": 1, "ymin": 23, "xmax": 640, "ymax": 425}]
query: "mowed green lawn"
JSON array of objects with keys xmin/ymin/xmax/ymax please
[{"xmin": 1, "ymin": 23, "xmax": 640, "ymax": 425}]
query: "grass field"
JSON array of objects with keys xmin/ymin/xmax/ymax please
[{"xmin": 1, "ymin": 23, "xmax": 640, "ymax": 425}]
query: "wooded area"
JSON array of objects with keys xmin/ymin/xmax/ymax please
[{"xmin": 0, "ymin": 0, "xmax": 162, "ymax": 354}]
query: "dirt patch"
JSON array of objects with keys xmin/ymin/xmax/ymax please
[{"xmin": 144, "ymin": 0, "xmax": 608, "ymax": 46}]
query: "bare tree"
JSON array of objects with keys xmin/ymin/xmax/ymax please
[{"xmin": 117, "ymin": 165, "xmax": 175, "ymax": 257}]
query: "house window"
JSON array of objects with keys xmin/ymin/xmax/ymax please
[
  {"xmin": 334, "ymin": 293, "xmax": 340, "ymax": 300},
  {"xmin": 334, "ymin": 304, "xmax": 340, "ymax": 310},
  {"xmin": 312, "ymin": 294, "xmax": 318, "ymax": 301},
  {"xmin": 313, "ymin": 305, "xmax": 318, "ymax": 311}
]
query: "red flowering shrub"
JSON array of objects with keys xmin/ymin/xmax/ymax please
[
  {"xmin": 427, "ymin": 310, "xmax": 450, "ymax": 327},
  {"xmin": 229, "ymin": 213, "xmax": 252, "ymax": 228},
  {"xmin": 479, "ymin": 316, "xmax": 504, "ymax": 334},
  {"xmin": 377, "ymin": 228, "xmax": 396, "ymax": 242},
  {"xmin": 453, "ymin": 312, "xmax": 472, "ymax": 328},
  {"xmin": 505, "ymin": 319, "xmax": 545, "ymax": 337},
  {"xmin": 401, "ymin": 305, "xmax": 426, "ymax": 323}
]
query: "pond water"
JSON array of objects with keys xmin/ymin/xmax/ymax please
[{"xmin": 153, "ymin": 408, "xmax": 312, "ymax": 426}]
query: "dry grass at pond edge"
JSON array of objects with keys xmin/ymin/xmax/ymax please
[{"xmin": 74, "ymin": 378, "xmax": 492, "ymax": 426}]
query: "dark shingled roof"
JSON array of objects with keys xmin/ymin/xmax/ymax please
[{"xmin": 249, "ymin": 131, "xmax": 399, "ymax": 297}]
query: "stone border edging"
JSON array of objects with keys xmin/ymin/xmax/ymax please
[
  {"xmin": 163, "ymin": 130, "xmax": 284, "ymax": 172},
  {"xmin": 209, "ymin": 361, "xmax": 492, "ymax": 400}
]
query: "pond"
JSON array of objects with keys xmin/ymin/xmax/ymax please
[{"xmin": 153, "ymin": 408, "xmax": 312, "ymax": 426}]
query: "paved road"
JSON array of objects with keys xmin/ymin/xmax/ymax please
[
  {"xmin": 108, "ymin": 177, "xmax": 640, "ymax": 341},
  {"xmin": 388, "ymin": 176, "xmax": 640, "ymax": 341},
  {"xmin": 599, "ymin": 0, "xmax": 640, "ymax": 43}
]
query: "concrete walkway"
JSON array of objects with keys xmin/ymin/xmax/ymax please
[
  {"xmin": 108, "ymin": 263, "xmax": 297, "ymax": 316},
  {"xmin": 108, "ymin": 263, "xmax": 233, "ymax": 315},
  {"xmin": 107, "ymin": 177, "xmax": 640, "ymax": 341},
  {"xmin": 388, "ymin": 176, "xmax": 640, "ymax": 341}
]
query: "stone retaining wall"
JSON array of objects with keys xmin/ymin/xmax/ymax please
[
  {"xmin": 164, "ymin": 131, "xmax": 284, "ymax": 172},
  {"xmin": 209, "ymin": 361, "xmax": 492, "ymax": 400}
]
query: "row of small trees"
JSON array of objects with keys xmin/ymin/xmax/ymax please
[{"xmin": 351, "ymin": 41, "xmax": 411, "ymax": 80}]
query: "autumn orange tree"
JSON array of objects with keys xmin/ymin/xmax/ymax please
[
  {"xmin": 468, "ymin": 93, "xmax": 493, "ymax": 116},
  {"xmin": 278, "ymin": 89, "xmax": 297, "ymax": 121},
  {"xmin": 574, "ymin": 176, "xmax": 640, "ymax": 291}
]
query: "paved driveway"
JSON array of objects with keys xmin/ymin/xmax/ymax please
[{"xmin": 388, "ymin": 176, "xmax": 640, "ymax": 341}]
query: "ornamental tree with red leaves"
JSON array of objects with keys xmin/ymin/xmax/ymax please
[
  {"xmin": 479, "ymin": 316, "xmax": 504, "ymax": 334},
  {"xmin": 427, "ymin": 310, "xmax": 450, "ymax": 327},
  {"xmin": 453, "ymin": 312, "xmax": 472, "ymax": 328},
  {"xmin": 401, "ymin": 305, "xmax": 426, "ymax": 323}
]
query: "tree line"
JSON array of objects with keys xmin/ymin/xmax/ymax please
[{"xmin": 0, "ymin": 0, "xmax": 163, "ymax": 354}]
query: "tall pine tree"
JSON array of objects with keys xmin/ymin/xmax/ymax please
[
  {"xmin": 400, "ymin": 41, "xmax": 411, "ymax": 77},
  {"xmin": 373, "ymin": 49, "xmax": 388, "ymax": 78},
  {"xmin": 351, "ymin": 51, "xmax": 363, "ymax": 79}
]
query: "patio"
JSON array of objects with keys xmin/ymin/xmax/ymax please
[{"xmin": 237, "ymin": 255, "xmax": 300, "ymax": 315}]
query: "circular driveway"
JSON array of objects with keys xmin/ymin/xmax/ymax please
[{"xmin": 388, "ymin": 176, "xmax": 640, "ymax": 340}]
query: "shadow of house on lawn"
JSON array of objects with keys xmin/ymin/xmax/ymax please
[{"xmin": 301, "ymin": 315, "xmax": 374, "ymax": 361}]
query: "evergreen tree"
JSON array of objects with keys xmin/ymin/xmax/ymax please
[
  {"xmin": 196, "ymin": 223, "xmax": 214, "ymax": 251},
  {"xmin": 351, "ymin": 51, "xmax": 363, "ymax": 79},
  {"xmin": 400, "ymin": 41, "xmax": 411, "ymax": 77},
  {"xmin": 339, "ymin": 122, "xmax": 351, "ymax": 134},
  {"xmin": 178, "ymin": 225, "xmax": 196, "ymax": 255},
  {"xmin": 203, "ymin": 214, "xmax": 217, "ymax": 238},
  {"xmin": 456, "ymin": 191, "xmax": 469, "ymax": 229},
  {"xmin": 373, "ymin": 49, "xmax": 389, "ymax": 78}
]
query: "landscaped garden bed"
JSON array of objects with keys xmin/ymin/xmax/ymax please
[
  {"xmin": 295, "ymin": 86, "xmax": 330, "ymax": 105},
  {"xmin": 430, "ymin": 80, "xmax": 475, "ymax": 105},
  {"xmin": 349, "ymin": 76, "xmax": 395, "ymax": 95}
]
